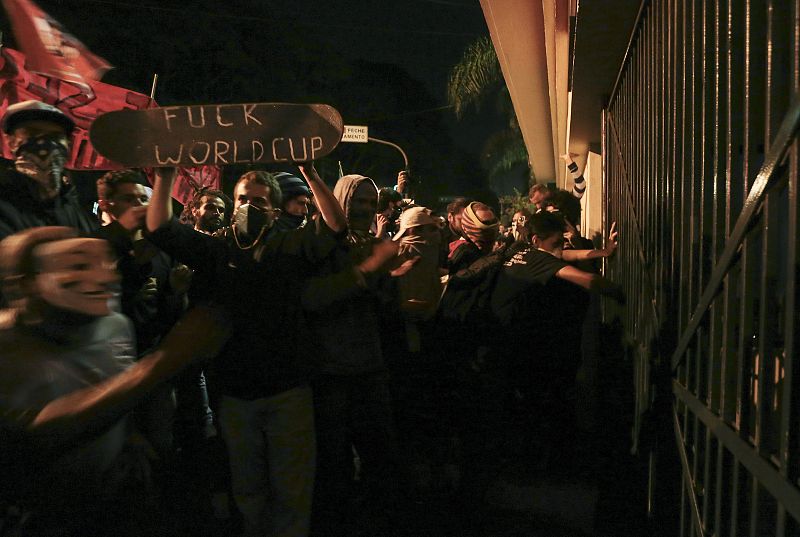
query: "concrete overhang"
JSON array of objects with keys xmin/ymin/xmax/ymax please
[
  {"xmin": 481, "ymin": 0, "xmax": 641, "ymax": 180},
  {"xmin": 568, "ymin": 0, "xmax": 642, "ymax": 170}
]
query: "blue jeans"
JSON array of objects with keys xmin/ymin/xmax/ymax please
[{"xmin": 219, "ymin": 386, "xmax": 315, "ymax": 537}]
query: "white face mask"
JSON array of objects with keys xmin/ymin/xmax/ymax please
[
  {"xmin": 33, "ymin": 238, "xmax": 119, "ymax": 317},
  {"xmin": 14, "ymin": 135, "xmax": 69, "ymax": 200}
]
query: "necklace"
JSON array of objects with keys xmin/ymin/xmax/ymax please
[{"xmin": 231, "ymin": 224, "xmax": 268, "ymax": 250}]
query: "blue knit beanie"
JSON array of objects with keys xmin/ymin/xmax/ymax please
[{"xmin": 274, "ymin": 172, "xmax": 311, "ymax": 203}]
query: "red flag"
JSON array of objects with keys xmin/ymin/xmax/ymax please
[
  {"xmin": 0, "ymin": 47, "xmax": 153, "ymax": 169},
  {"xmin": 0, "ymin": 3, "xmax": 219, "ymax": 203},
  {"xmin": 0, "ymin": 49, "xmax": 220, "ymax": 202},
  {"xmin": 2, "ymin": 0, "xmax": 111, "ymax": 86},
  {"xmin": 144, "ymin": 166, "xmax": 223, "ymax": 206}
]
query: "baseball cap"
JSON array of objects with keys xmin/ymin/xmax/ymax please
[
  {"xmin": 2, "ymin": 100, "xmax": 75, "ymax": 134},
  {"xmin": 393, "ymin": 206, "xmax": 439, "ymax": 241}
]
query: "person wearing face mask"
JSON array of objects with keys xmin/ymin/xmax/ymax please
[
  {"xmin": 0, "ymin": 100, "xmax": 97, "ymax": 242},
  {"xmin": 147, "ymin": 164, "xmax": 408, "ymax": 537},
  {"xmin": 447, "ymin": 201, "xmax": 500, "ymax": 275},
  {"xmin": 273, "ymin": 171, "xmax": 312, "ymax": 231},
  {"xmin": 0, "ymin": 226, "xmax": 229, "ymax": 536},
  {"xmin": 301, "ymin": 174, "xmax": 413, "ymax": 537},
  {"xmin": 393, "ymin": 206, "xmax": 444, "ymax": 323},
  {"xmin": 440, "ymin": 196, "xmax": 469, "ymax": 270}
]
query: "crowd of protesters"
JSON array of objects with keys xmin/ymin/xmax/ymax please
[{"xmin": 0, "ymin": 100, "xmax": 623, "ymax": 537}]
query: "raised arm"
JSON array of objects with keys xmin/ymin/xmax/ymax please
[
  {"xmin": 560, "ymin": 221, "xmax": 618, "ymax": 262},
  {"xmin": 30, "ymin": 306, "xmax": 229, "ymax": 439},
  {"xmin": 146, "ymin": 167, "xmax": 178, "ymax": 232},
  {"xmin": 298, "ymin": 162, "xmax": 347, "ymax": 234}
]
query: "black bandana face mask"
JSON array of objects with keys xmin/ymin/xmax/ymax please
[
  {"xmin": 232, "ymin": 203, "xmax": 276, "ymax": 247},
  {"xmin": 280, "ymin": 212, "xmax": 306, "ymax": 230},
  {"xmin": 14, "ymin": 135, "xmax": 69, "ymax": 199}
]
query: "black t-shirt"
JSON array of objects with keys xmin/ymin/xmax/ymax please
[{"xmin": 490, "ymin": 246, "xmax": 569, "ymax": 327}]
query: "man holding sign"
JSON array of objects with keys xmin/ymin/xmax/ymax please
[{"xmin": 146, "ymin": 161, "xmax": 400, "ymax": 537}]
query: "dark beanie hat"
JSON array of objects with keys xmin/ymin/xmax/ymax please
[{"xmin": 274, "ymin": 172, "xmax": 311, "ymax": 203}]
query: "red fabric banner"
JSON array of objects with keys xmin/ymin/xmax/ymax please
[
  {"xmin": 0, "ymin": 0, "xmax": 221, "ymax": 201},
  {"xmin": 144, "ymin": 166, "xmax": 223, "ymax": 207},
  {"xmin": 0, "ymin": 47, "xmax": 153, "ymax": 170},
  {"xmin": 2, "ymin": 0, "xmax": 111, "ymax": 86}
]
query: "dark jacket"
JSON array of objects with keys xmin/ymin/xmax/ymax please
[
  {"xmin": 0, "ymin": 167, "xmax": 97, "ymax": 241},
  {"xmin": 147, "ymin": 218, "xmax": 341, "ymax": 400},
  {"xmin": 302, "ymin": 175, "xmax": 393, "ymax": 376},
  {"xmin": 95, "ymin": 224, "xmax": 187, "ymax": 355}
]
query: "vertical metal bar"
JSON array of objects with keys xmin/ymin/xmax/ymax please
[
  {"xmin": 728, "ymin": 0, "xmax": 742, "ymax": 532},
  {"xmin": 776, "ymin": 3, "xmax": 799, "ymax": 534},
  {"xmin": 721, "ymin": 0, "xmax": 736, "ymax": 427},
  {"xmin": 758, "ymin": 3, "xmax": 778, "ymax": 536},
  {"xmin": 712, "ymin": 5, "xmax": 727, "ymax": 537},
  {"xmin": 698, "ymin": 0, "xmax": 716, "ymax": 528},
  {"xmin": 740, "ymin": 2, "xmax": 757, "ymax": 535},
  {"xmin": 672, "ymin": 0, "xmax": 679, "ymax": 345},
  {"xmin": 602, "ymin": 107, "xmax": 608, "ymax": 295},
  {"xmin": 688, "ymin": 2, "xmax": 704, "ymax": 529}
]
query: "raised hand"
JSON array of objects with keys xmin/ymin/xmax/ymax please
[
  {"xmin": 117, "ymin": 206, "xmax": 147, "ymax": 231},
  {"xmin": 601, "ymin": 221, "xmax": 618, "ymax": 257}
]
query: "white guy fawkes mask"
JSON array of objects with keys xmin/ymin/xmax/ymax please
[{"xmin": 33, "ymin": 238, "xmax": 119, "ymax": 317}]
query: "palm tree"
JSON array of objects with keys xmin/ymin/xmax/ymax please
[{"xmin": 447, "ymin": 37, "xmax": 531, "ymax": 184}]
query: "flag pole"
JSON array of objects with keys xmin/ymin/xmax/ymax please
[{"xmin": 149, "ymin": 73, "xmax": 159, "ymax": 101}]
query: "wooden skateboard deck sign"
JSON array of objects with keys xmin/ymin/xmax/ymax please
[{"xmin": 89, "ymin": 103, "xmax": 344, "ymax": 167}]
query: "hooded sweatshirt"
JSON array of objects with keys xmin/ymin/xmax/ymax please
[{"xmin": 302, "ymin": 174, "xmax": 391, "ymax": 375}]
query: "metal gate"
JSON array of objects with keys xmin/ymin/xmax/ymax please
[{"xmin": 602, "ymin": 0, "xmax": 800, "ymax": 535}]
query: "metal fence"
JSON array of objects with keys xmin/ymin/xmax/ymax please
[{"xmin": 602, "ymin": 0, "xmax": 800, "ymax": 535}]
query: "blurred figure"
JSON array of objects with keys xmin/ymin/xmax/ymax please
[
  {"xmin": 0, "ymin": 227, "xmax": 133, "ymax": 536},
  {"xmin": 0, "ymin": 227, "xmax": 228, "ymax": 536}
]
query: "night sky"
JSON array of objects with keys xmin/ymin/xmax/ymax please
[{"xmin": 2, "ymin": 0, "xmax": 506, "ymax": 203}]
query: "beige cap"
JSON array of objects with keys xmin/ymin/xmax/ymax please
[{"xmin": 393, "ymin": 206, "xmax": 438, "ymax": 240}]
